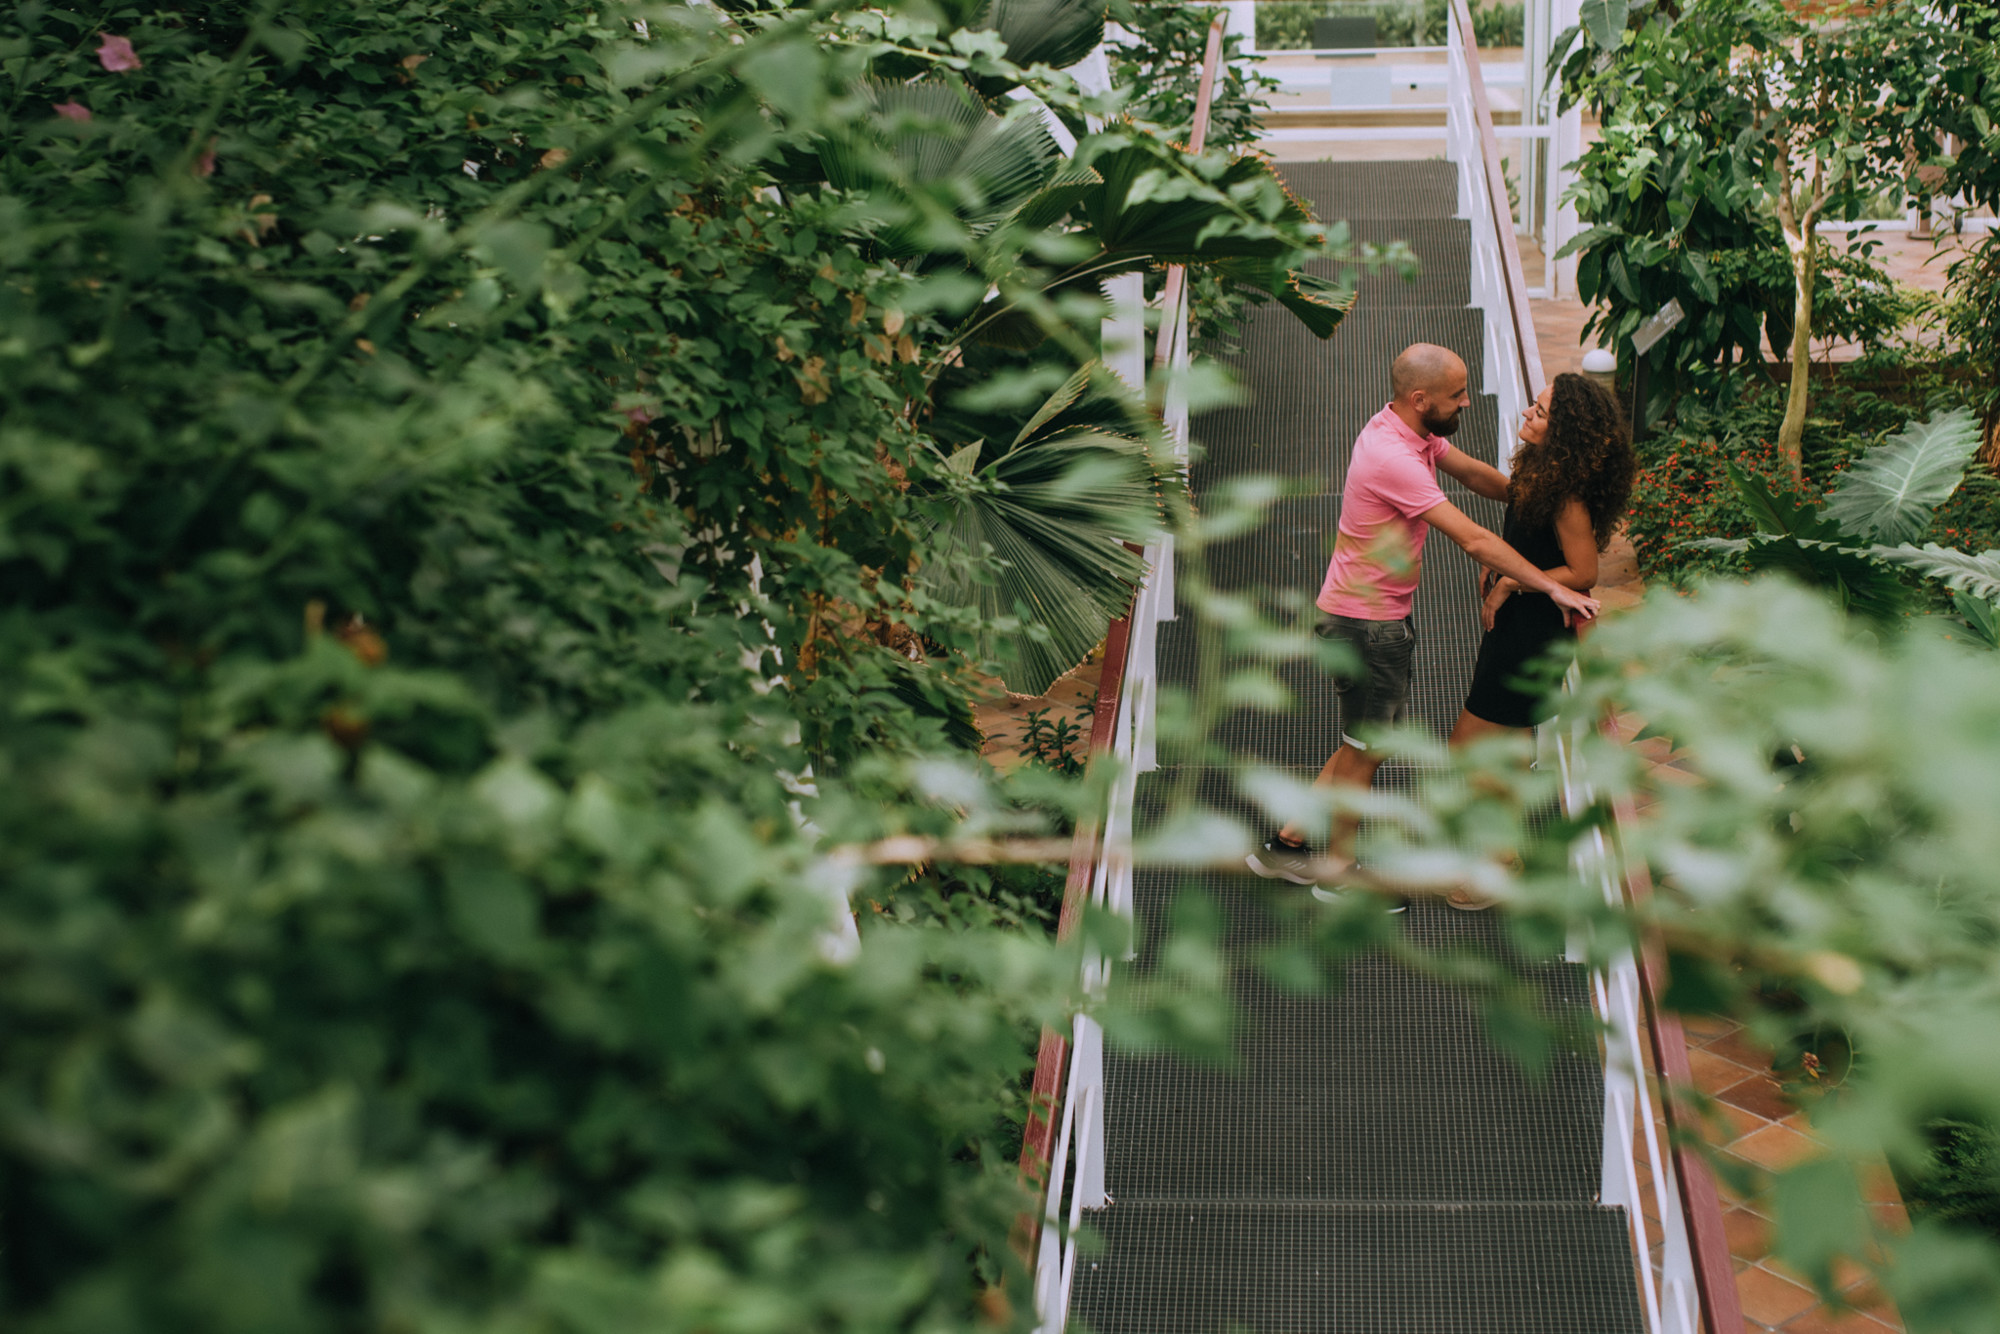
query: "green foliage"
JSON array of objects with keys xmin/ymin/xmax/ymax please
[
  {"xmin": 1253, "ymin": 0, "xmax": 1523, "ymax": 50},
  {"xmin": 1107, "ymin": 0, "xmax": 1275, "ymax": 155},
  {"xmin": 1677, "ymin": 406, "xmax": 1990, "ymax": 619},
  {"xmin": 1019, "ymin": 703, "xmax": 1091, "ymax": 776},
  {"xmin": 1543, "ymin": 579, "xmax": 2000, "ymax": 1325},
  {"xmin": 1624, "ymin": 366, "xmax": 1994, "ymax": 592},
  {"xmin": 974, "ymin": 0, "xmax": 1108, "ymax": 94},
  {"xmin": 0, "ymin": 0, "xmax": 1279, "ymax": 1327},
  {"xmin": 1553, "ymin": 0, "xmax": 1973, "ymax": 428},
  {"xmin": 1823, "ymin": 408, "xmax": 1984, "ymax": 545},
  {"xmin": 1904, "ymin": 1121, "xmax": 2000, "ymax": 1239}
]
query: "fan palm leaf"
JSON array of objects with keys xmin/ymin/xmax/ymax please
[
  {"xmin": 818, "ymin": 78, "xmax": 1060, "ymax": 256},
  {"xmin": 919, "ymin": 363, "xmax": 1162, "ymax": 694},
  {"xmin": 974, "ymin": 0, "xmax": 1106, "ymax": 94}
]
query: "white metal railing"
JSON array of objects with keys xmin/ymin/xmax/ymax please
[
  {"xmin": 1024, "ymin": 23, "xmax": 1214, "ymax": 1332},
  {"xmin": 1551, "ymin": 703, "xmax": 1703, "ymax": 1334},
  {"xmin": 1025, "ymin": 272, "xmax": 1183, "ymax": 1334},
  {"xmin": 1444, "ymin": 0, "xmax": 1541, "ymax": 467},
  {"xmin": 1446, "ymin": 0, "xmax": 1723, "ymax": 1323}
]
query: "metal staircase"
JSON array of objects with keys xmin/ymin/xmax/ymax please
[{"xmin": 1065, "ymin": 158, "xmax": 1648, "ymax": 1334}]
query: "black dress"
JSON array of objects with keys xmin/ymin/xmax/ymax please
[{"xmin": 1462, "ymin": 506, "xmax": 1574, "ymax": 729}]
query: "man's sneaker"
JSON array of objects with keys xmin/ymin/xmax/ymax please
[
  {"xmin": 1246, "ymin": 836, "xmax": 1317, "ymax": 886},
  {"xmin": 1310, "ymin": 883, "xmax": 1408, "ymax": 913}
]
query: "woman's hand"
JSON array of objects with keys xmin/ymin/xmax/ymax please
[{"xmin": 1481, "ymin": 578, "xmax": 1517, "ymax": 632}]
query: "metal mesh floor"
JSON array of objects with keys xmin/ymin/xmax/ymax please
[
  {"xmin": 1070, "ymin": 1202, "xmax": 1646, "ymax": 1334},
  {"xmin": 1075, "ymin": 160, "xmax": 1643, "ymax": 1333}
]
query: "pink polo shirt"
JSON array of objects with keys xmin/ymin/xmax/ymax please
[{"xmin": 1316, "ymin": 405, "xmax": 1449, "ymax": 620}]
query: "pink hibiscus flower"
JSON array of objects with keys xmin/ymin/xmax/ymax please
[
  {"xmin": 52, "ymin": 102, "xmax": 92, "ymax": 122},
  {"xmin": 95, "ymin": 34, "xmax": 141, "ymax": 72}
]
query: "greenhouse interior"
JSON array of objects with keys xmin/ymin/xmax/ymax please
[{"xmin": 5, "ymin": 2, "xmax": 2000, "ymax": 1332}]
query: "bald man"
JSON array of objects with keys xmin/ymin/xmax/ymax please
[{"xmin": 1248, "ymin": 343, "xmax": 1600, "ymax": 903}]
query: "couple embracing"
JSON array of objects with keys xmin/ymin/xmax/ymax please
[{"xmin": 1248, "ymin": 343, "xmax": 1635, "ymax": 909}]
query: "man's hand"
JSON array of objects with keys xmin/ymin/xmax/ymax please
[
  {"xmin": 1421, "ymin": 499, "xmax": 1601, "ymax": 620},
  {"xmin": 1549, "ymin": 583, "xmax": 1600, "ymax": 626}
]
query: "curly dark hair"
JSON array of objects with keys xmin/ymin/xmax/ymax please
[{"xmin": 1507, "ymin": 372, "xmax": 1635, "ymax": 551}]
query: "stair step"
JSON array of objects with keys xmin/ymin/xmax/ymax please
[
  {"xmin": 1317, "ymin": 218, "xmax": 1474, "ymax": 308},
  {"xmin": 1107, "ymin": 867, "xmax": 1601, "ymax": 1204},
  {"xmin": 1188, "ymin": 394, "xmax": 1500, "ymax": 490},
  {"xmin": 1277, "ymin": 158, "xmax": 1462, "ymax": 221},
  {"xmin": 1069, "ymin": 1201, "xmax": 1646, "ymax": 1334}
]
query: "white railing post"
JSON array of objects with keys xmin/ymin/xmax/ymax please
[{"xmin": 1074, "ymin": 1015, "xmax": 1107, "ymax": 1210}]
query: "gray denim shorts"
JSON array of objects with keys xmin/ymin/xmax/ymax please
[{"xmin": 1315, "ymin": 613, "xmax": 1416, "ymax": 751}]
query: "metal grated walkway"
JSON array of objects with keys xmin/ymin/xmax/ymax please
[{"xmin": 1068, "ymin": 160, "xmax": 1646, "ymax": 1333}]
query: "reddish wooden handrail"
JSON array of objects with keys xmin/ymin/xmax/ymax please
[
  {"xmin": 1016, "ymin": 606, "xmax": 1135, "ymax": 1195},
  {"xmin": 1602, "ymin": 726, "xmax": 1747, "ymax": 1334},
  {"xmin": 1448, "ymin": 0, "xmax": 1545, "ymax": 398},
  {"xmin": 1151, "ymin": 14, "xmax": 1227, "ymax": 374}
]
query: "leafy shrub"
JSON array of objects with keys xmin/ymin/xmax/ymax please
[
  {"xmin": 1904, "ymin": 1121, "xmax": 2000, "ymax": 1240},
  {"xmin": 0, "ymin": 2, "xmax": 1212, "ymax": 1328},
  {"xmin": 1624, "ymin": 364, "xmax": 1988, "ymax": 594},
  {"xmin": 1254, "ymin": 0, "xmax": 1522, "ymax": 49}
]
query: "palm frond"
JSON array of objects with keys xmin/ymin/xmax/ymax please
[
  {"xmin": 1822, "ymin": 407, "xmax": 1982, "ymax": 544},
  {"xmin": 817, "ymin": 78, "xmax": 1060, "ymax": 254},
  {"xmin": 919, "ymin": 363, "xmax": 1163, "ymax": 694},
  {"xmin": 976, "ymin": 0, "xmax": 1106, "ymax": 93}
]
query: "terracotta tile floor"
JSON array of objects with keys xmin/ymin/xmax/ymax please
[{"xmin": 1664, "ymin": 1015, "xmax": 1909, "ymax": 1332}]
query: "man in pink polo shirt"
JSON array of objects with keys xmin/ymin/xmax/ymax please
[{"xmin": 1248, "ymin": 343, "xmax": 1600, "ymax": 902}]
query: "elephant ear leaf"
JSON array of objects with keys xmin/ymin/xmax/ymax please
[
  {"xmin": 1872, "ymin": 543, "xmax": 2000, "ymax": 604},
  {"xmin": 1821, "ymin": 407, "xmax": 1981, "ymax": 545}
]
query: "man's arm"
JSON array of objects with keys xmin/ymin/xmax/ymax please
[
  {"xmin": 1420, "ymin": 498, "xmax": 1601, "ymax": 622},
  {"xmin": 1435, "ymin": 445, "xmax": 1509, "ymax": 502}
]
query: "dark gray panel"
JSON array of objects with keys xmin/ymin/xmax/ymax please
[
  {"xmin": 1314, "ymin": 218, "xmax": 1474, "ymax": 308},
  {"xmin": 1277, "ymin": 159, "xmax": 1462, "ymax": 221},
  {"xmin": 1106, "ymin": 871, "xmax": 1601, "ymax": 1204},
  {"xmin": 1069, "ymin": 1202, "xmax": 1646, "ymax": 1334}
]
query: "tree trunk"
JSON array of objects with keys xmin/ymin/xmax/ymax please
[{"xmin": 1776, "ymin": 219, "xmax": 1816, "ymax": 488}]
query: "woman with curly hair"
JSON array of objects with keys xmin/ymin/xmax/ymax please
[{"xmin": 1452, "ymin": 371, "xmax": 1634, "ymax": 744}]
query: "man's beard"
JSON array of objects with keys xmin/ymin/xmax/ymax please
[{"xmin": 1420, "ymin": 404, "xmax": 1462, "ymax": 436}]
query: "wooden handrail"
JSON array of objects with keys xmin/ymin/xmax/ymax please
[
  {"xmin": 1448, "ymin": 0, "xmax": 1545, "ymax": 398},
  {"xmin": 1151, "ymin": 14, "xmax": 1227, "ymax": 373}
]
